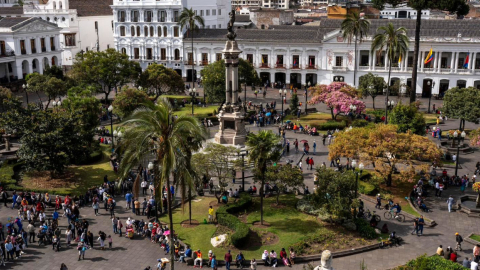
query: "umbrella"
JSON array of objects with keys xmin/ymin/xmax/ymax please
[
  {"xmin": 285, "ymin": 120, "xmax": 291, "ymax": 123},
  {"xmin": 163, "ymin": 230, "xmax": 174, "ymax": 236},
  {"xmin": 300, "ymin": 140, "xmax": 308, "ymax": 143},
  {"xmin": 266, "ymin": 112, "xmax": 272, "ymax": 117}
]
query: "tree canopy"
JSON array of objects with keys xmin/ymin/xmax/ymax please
[
  {"xmin": 389, "ymin": 102, "xmax": 426, "ymax": 135},
  {"xmin": 26, "ymin": 73, "xmax": 67, "ymax": 110},
  {"xmin": 358, "ymin": 73, "xmax": 385, "ymax": 109},
  {"xmin": 112, "ymin": 86, "xmax": 153, "ymax": 119},
  {"xmin": 329, "ymin": 125, "xmax": 442, "ymax": 186},
  {"xmin": 443, "ymin": 87, "xmax": 480, "ymax": 124},
  {"xmin": 264, "ymin": 164, "xmax": 304, "ymax": 204},
  {"xmin": 201, "ymin": 59, "xmax": 261, "ymax": 103},
  {"xmin": 137, "ymin": 63, "xmax": 185, "ymax": 101}
]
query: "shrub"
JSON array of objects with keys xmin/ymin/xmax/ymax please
[
  {"xmin": 0, "ymin": 160, "xmax": 20, "ymax": 186},
  {"xmin": 399, "ymin": 254, "xmax": 466, "ymax": 270},
  {"xmin": 358, "ymin": 181, "xmax": 377, "ymax": 196},
  {"xmin": 353, "ymin": 218, "xmax": 377, "ymax": 239},
  {"xmin": 317, "ymin": 120, "xmax": 347, "ymax": 130},
  {"xmin": 216, "ymin": 193, "xmax": 252, "ymax": 247},
  {"xmin": 296, "ymin": 198, "xmax": 323, "ymax": 215},
  {"xmin": 352, "ymin": 119, "xmax": 369, "ymax": 127}
]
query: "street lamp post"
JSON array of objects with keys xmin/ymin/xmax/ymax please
[
  {"xmin": 305, "ymin": 82, "xmax": 310, "ymax": 115},
  {"xmin": 201, "ymin": 76, "xmax": 205, "ymax": 105},
  {"xmin": 148, "ymin": 161, "xmax": 159, "ymax": 222},
  {"xmin": 243, "ymin": 82, "xmax": 247, "ymax": 111},
  {"xmin": 189, "ymin": 88, "xmax": 196, "ymax": 115},
  {"xmin": 351, "ymin": 160, "xmax": 364, "ymax": 218},
  {"xmin": 454, "ymin": 131, "xmax": 466, "ymax": 177},
  {"xmin": 22, "ymin": 83, "xmax": 29, "ymax": 104},
  {"xmin": 108, "ymin": 105, "xmax": 114, "ymax": 152},
  {"xmin": 427, "ymin": 81, "xmax": 435, "ymax": 114},
  {"xmin": 349, "ymin": 104, "xmax": 357, "ymax": 118},
  {"xmin": 279, "ymin": 89, "xmax": 287, "ymax": 124},
  {"xmin": 387, "ymin": 100, "xmax": 395, "ymax": 111},
  {"xmin": 52, "ymin": 100, "xmax": 61, "ymax": 110}
]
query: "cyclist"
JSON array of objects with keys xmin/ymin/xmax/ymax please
[{"xmin": 390, "ymin": 203, "xmax": 402, "ymax": 219}]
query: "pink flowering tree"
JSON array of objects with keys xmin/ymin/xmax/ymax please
[
  {"xmin": 309, "ymin": 82, "xmax": 365, "ymax": 120},
  {"xmin": 470, "ymin": 128, "xmax": 480, "ymax": 147}
]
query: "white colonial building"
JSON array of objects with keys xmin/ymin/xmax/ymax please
[
  {"xmin": 111, "ymin": 0, "xmax": 230, "ymax": 75},
  {"xmin": 0, "ymin": 0, "xmax": 115, "ymax": 67},
  {"xmin": 0, "ymin": 17, "xmax": 62, "ymax": 81},
  {"xmin": 186, "ymin": 19, "xmax": 480, "ymax": 96},
  {"xmin": 379, "ymin": 3, "xmax": 430, "ymax": 19}
]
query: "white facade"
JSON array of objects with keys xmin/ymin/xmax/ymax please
[
  {"xmin": 262, "ymin": 0, "xmax": 289, "ymax": 9},
  {"xmin": 187, "ymin": 25, "xmax": 480, "ymax": 96},
  {"xmin": 380, "ymin": 4, "xmax": 430, "ymax": 19},
  {"xmin": 231, "ymin": 0, "xmax": 261, "ymax": 9},
  {"xmin": 111, "ymin": 0, "xmax": 231, "ymax": 73},
  {"xmin": 0, "ymin": 17, "xmax": 62, "ymax": 81}
]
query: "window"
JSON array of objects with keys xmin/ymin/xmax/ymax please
[
  {"xmin": 361, "ymin": 55, "xmax": 369, "ymax": 66},
  {"xmin": 276, "ymin": 55, "xmax": 284, "ymax": 67},
  {"xmin": 174, "ymin": 49, "xmax": 180, "ymax": 60},
  {"xmin": 121, "ymin": 48, "xmax": 126, "ymax": 55},
  {"xmin": 308, "ymin": 56, "xmax": 316, "ymax": 67},
  {"xmin": 188, "ymin": 53, "xmax": 193, "ymax": 65},
  {"xmin": 161, "ymin": 48, "xmax": 166, "ymax": 60},
  {"xmin": 246, "ymin": 54, "xmax": 253, "ymax": 63},
  {"xmin": 159, "ymin": 10, "xmax": 166, "ymax": 22},
  {"xmin": 261, "ymin": 54, "xmax": 268, "ymax": 66},
  {"xmin": 145, "ymin": 10, "xmax": 152, "ymax": 22},
  {"xmin": 136, "ymin": 26, "xmax": 140, "ymax": 37},
  {"xmin": 118, "ymin": 11, "xmax": 126, "ymax": 22},
  {"xmin": 52, "ymin": 56, "xmax": 56, "ymax": 66},
  {"xmin": 335, "ymin": 56, "xmax": 342, "ymax": 67},
  {"xmin": 40, "ymin": 38, "xmax": 46, "ymax": 52},
  {"xmin": 111, "ymin": 20, "xmax": 113, "ymax": 31},
  {"xmin": 20, "ymin": 40, "xmax": 26, "ymax": 54},
  {"xmin": 95, "ymin": 21, "xmax": 98, "ymax": 30},
  {"xmin": 201, "ymin": 53, "xmax": 208, "ymax": 65},
  {"xmin": 218, "ymin": 9, "xmax": 221, "ymax": 15},
  {"xmin": 132, "ymin": 10, "xmax": 139, "ymax": 22},
  {"xmin": 292, "ymin": 55, "xmax": 299, "ymax": 68},
  {"xmin": 157, "ymin": 26, "xmax": 161, "ymax": 37},
  {"xmin": 218, "ymin": 24, "xmax": 221, "ymax": 28},
  {"xmin": 144, "ymin": 26, "xmax": 148, "ymax": 36},
  {"xmin": 146, "ymin": 48, "xmax": 152, "ymax": 60},
  {"xmin": 134, "ymin": 48, "xmax": 139, "ymax": 59},
  {"xmin": 150, "ymin": 26, "xmax": 154, "ymax": 37},
  {"xmin": 131, "ymin": 26, "xmax": 135, "ymax": 36},
  {"xmin": 30, "ymin": 39, "xmax": 36, "ymax": 53},
  {"xmin": 174, "ymin": 10, "xmax": 179, "ymax": 22},
  {"xmin": 163, "ymin": 26, "xmax": 167, "ymax": 37},
  {"xmin": 120, "ymin": 26, "xmax": 126, "ymax": 36},
  {"xmin": 206, "ymin": 10, "xmax": 210, "ymax": 16},
  {"xmin": 50, "ymin": 37, "xmax": 55, "ymax": 50},
  {"xmin": 173, "ymin": 26, "xmax": 179, "ymax": 37},
  {"xmin": 216, "ymin": 53, "xmax": 222, "ymax": 62},
  {"xmin": 441, "ymin": 57, "xmax": 447, "ymax": 68},
  {"xmin": 212, "ymin": 9, "xmax": 216, "ymax": 16},
  {"xmin": 206, "ymin": 25, "xmax": 210, "ymax": 29},
  {"xmin": 0, "ymin": 41, "xmax": 6, "ymax": 56}
]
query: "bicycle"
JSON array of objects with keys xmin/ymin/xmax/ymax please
[
  {"xmin": 383, "ymin": 209, "xmax": 405, "ymax": 222},
  {"xmin": 363, "ymin": 209, "xmax": 381, "ymax": 222}
]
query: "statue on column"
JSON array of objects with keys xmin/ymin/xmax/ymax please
[
  {"xmin": 226, "ymin": 11, "xmax": 236, "ymax": 41},
  {"xmin": 313, "ymin": 250, "xmax": 334, "ymax": 270}
]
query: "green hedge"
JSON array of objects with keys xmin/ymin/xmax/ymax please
[
  {"xmin": 216, "ymin": 193, "xmax": 252, "ymax": 247},
  {"xmin": 351, "ymin": 119, "xmax": 369, "ymax": 127},
  {"xmin": 394, "ymin": 254, "xmax": 466, "ymax": 270},
  {"xmin": 353, "ymin": 218, "xmax": 377, "ymax": 239},
  {"xmin": 0, "ymin": 161, "xmax": 20, "ymax": 187},
  {"xmin": 317, "ymin": 120, "xmax": 347, "ymax": 130},
  {"xmin": 358, "ymin": 181, "xmax": 378, "ymax": 196}
]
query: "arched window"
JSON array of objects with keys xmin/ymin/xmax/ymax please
[
  {"xmin": 144, "ymin": 26, "xmax": 148, "ymax": 37},
  {"xmin": 157, "ymin": 26, "xmax": 161, "ymax": 37},
  {"xmin": 145, "ymin": 10, "xmax": 152, "ymax": 22},
  {"xmin": 53, "ymin": 1, "xmax": 56, "ymax": 9},
  {"xmin": 121, "ymin": 48, "xmax": 126, "ymax": 55},
  {"xmin": 136, "ymin": 26, "xmax": 140, "ymax": 37},
  {"xmin": 59, "ymin": 1, "xmax": 62, "ymax": 9},
  {"xmin": 150, "ymin": 26, "xmax": 154, "ymax": 37},
  {"xmin": 131, "ymin": 10, "xmax": 139, "ymax": 22},
  {"xmin": 174, "ymin": 49, "xmax": 180, "ymax": 60},
  {"xmin": 131, "ymin": 26, "xmax": 135, "ymax": 36},
  {"xmin": 119, "ymin": 26, "xmax": 126, "ymax": 36},
  {"xmin": 163, "ymin": 26, "xmax": 167, "ymax": 37}
]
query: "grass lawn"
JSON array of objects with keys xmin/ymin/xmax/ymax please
[
  {"xmin": 174, "ymin": 105, "xmax": 217, "ymax": 118},
  {"xmin": 20, "ymin": 145, "xmax": 117, "ymax": 195},
  {"xmin": 283, "ymin": 112, "xmax": 347, "ymax": 131},
  {"xmin": 170, "ymin": 195, "xmax": 374, "ymax": 259},
  {"xmin": 469, "ymin": 234, "xmax": 480, "ymax": 242}
]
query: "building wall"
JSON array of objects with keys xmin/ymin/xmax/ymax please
[
  {"xmin": 78, "ymin": 15, "xmax": 114, "ymax": 52},
  {"xmin": 250, "ymin": 10, "xmax": 294, "ymax": 28},
  {"xmin": 182, "ymin": 0, "xmax": 230, "ymax": 29}
]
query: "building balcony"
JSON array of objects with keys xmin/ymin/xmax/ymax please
[
  {"xmin": 440, "ymin": 68, "xmax": 451, "ymax": 73},
  {"xmin": 200, "ymin": 61, "xmax": 209, "ymax": 66},
  {"xmin": 332, "ymin": 66, "xmax": 346, "ymax": 72},
  {"xmin": 290, "ymin": 64, "xmax": 301, "ymax": 69},
  {"xmin": 31, "ymin": 48, "xmax": 37, "ymax": 54},
  {"xmin": 260, "ymin": 64, "xmax": 270, "ymax": 68},
  {"xmin": 184, "ymin": 60, "xmax": 194, "ymax": 65},
  {"xmin": 21, "ymin": 50, "xmax": 27, "ymax": 55},
  {"xmin": 406, "ymin": 67, "xmax": 413, "ymax": 72},
  {"xmin": 41, "ymin": 47, "xmax": 47, "ymax": 52},
  {"xmin": 51, "ymin": 46, "xmax": 56, "ymax": 51},
  {"xmin": 0, "ymin": 51, "xmax": 15, "ymax": 59},
  {"xmin": 275, "ymin": 64, "xmax": 285, "ymax": 69},
  {"xmin": 306, "ymin": 64, "xmax": 317, "ymax": 70},
  {"xmin": 458, "ymin": 69, "xmax": 472, "ymax": 74},
  {"xmin": 423, "ymin": 68, "xmax": 434, "ymax": 73},
  {"xmin": 358, "ymin": 65, "xmax": 370, "ymax": 70}
]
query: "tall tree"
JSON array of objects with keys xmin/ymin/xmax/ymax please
[
  {"xmin": 119, "ymin": 99, "xmax": 206, "ymax": 270},
  {"xmin": 443, "ymin": 87, "xmax": 480, "ymax": 130},
  {"xmin": 137, "ymin": 63, "xmax": 185, "ymax": 102},
  {"xmin": 341, "ymin": 12, "xmax": 370, "ymax": 87},
  {"xmin": 26, "ymin": 74, "xmax": 67, "ymax": 111},
  {"xmin": 372, "ymin": 0, "xmax": 469, "ymax": 103},
  {"xmin": 178, "ymin": 7, "xmax": 205, "ymax": 87},
  {"xmin": 201, "ymin": 59, "xmax": 260, "ymax": 103},
  {"xmin": 72, "ymin": 48, "xmax": 141, "ymax": 103},
  {"xmin": 371, "ymin": 23, "xmax": 409, "ymax": 124},
  {"xmin": 358, "ymin": 73, "xmax": 385, "ymax": 109},
  {"xmin": 264, "ymin": 164, "xmax": 304, "ymax": 205},
  {"xmin": 112, "ymin": 86, "xmax": 152, "ymax": 119},
  {"xmin": 247, "ymin": 130, "xmax": 282, "ymax": 225},
  {"xmin": 389, "ymin": 102, "xmax": 426, "ymax": 135}
]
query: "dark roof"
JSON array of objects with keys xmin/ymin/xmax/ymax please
[
  {"xmin": 0, "ymin": 17, "xmax": 31, "ymax": 28},
  {"xmin": 319, "ymin": 18, "xmax": 480, "ymax": 38},
  {"xmin": 190, "ymin": 28, "xmax": 323, "ymax": 43},
  {"xmin": 236, "ymin": 15, "xmax": 250, "ymax": 22},
  {"xmin": 0, "ymin": 7, "xmax": 24, "ymax": 15},
  {"xmin": 69, "ymin": 0, "xmax": 113, "ymax": 16}
]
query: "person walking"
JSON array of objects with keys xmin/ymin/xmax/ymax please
[
  {"xmin": 313, "ymin": 140, "xmax": 316, "ymax": 155},
  {"xmin": 77, "ymin": 239, "xmax": 88, "ymax": 261},
  {"xmin": 456, "ymin": 232, "xmax": 464, "ymax": 251},
  {"xmin": 208, "ymin": 206, "xmax": 214, "ymax": 224},
  {"xmin": 447, "ymin": 195, "xmax": 455, "ymax": 213},
  {"xmin": 309, "ymin": 158, "xmax": 314, "ymax": 170},
  {"xmin": 92, "ymin": 200, "xmax": 99, "ymax": 216},
  {"xmin": 417, "ymin": 215, "xmax": 425, "ymax": 236},
  {"xmin": 224, "ymin": 250, "xmax": 232, "ymax": 270},
  {"xmin": 117, "ymin": 218, "xmax": 123, "ymax": 237},
  {"xmin": 375, "ymin": 194, "xmax": 382, "ymax": 209},
  {"xmin": 125, "ymin": 192, "xmax": 132, "ymax": 209},
  {"xmin": 411, "ymin": 218, "xmax": 419, "ymax": 235}
]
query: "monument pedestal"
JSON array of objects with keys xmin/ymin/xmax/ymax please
[{"xmin": 214, "ymin": 105, "xmax": 246, "ymax": 145}]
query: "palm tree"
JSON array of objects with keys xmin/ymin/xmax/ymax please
[
  {"xmin": 246, "ymin": 130, "xmax": 282, "ymax": 225},
  {"xmin": 341, "ymin": 12, "xmax": 370, "ymax": 87},
  {"xmin": 371, "ymin": 23, "xmax": 409, "ymax": 124},
  {"xmin": 119, "ymin": 98, "xmax": 206, "ymax": 270},
  {"xmin": 178, "ymin": 8, "xmax": 205, "ymax": 88}
]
